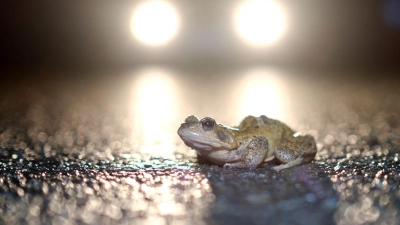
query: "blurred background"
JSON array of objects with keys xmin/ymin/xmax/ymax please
[
  {"xmin": 1, "ymin": 1, "xmax": 400, "ymax": 224},
  {"xmin": 1, "ymin": 0, "xmax": 400, "ymax": 156},
  {"xmin": 1, "ymin": 0, "xmax": 399, "ymax": 153},
  {"xmin": 1, "ymin": 0, "xmax": 400, "ymax": 69}
]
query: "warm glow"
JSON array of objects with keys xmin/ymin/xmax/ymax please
[
  {"xmin": 131, "ymin": 1, "xmax": 179, "ymax": 46},
  {"xmin": 131, "ymin": 67, "xmax": 178, "ymax": 155},
  {"xmin": 234, "ymin": 0, "xmax": 286, "ymax": 46},
  {"xmin": 237, "ymin": 68, "xmax": 290, "ymax": 122}
]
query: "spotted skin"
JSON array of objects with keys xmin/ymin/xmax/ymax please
[
  {"xmin": 224, "ymin": 136, "xmax": 269, "ymax": 169},
  {"xmin": 178, "ymin": 115, "xmax": 317, "ymax": 171}
]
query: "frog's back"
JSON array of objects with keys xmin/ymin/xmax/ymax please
[
  {"xmin": 238, "ymin": 115, "xmax": 294, "ymax": 140},
  {"xmin": 234, "ymin": 116, "xmax": 294, "ymax": 158}
]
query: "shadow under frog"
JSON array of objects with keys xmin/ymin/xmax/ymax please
[{"xmin": 177, "ymin": 115, "xmax": 317, "ymax": 171}]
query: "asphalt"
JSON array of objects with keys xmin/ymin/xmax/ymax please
[{"xmin": 0, "ymin": 68, "xmax": 399, "ymax": 225}]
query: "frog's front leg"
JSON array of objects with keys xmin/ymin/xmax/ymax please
[
  {"xmin": 223, "ymin": 136, "xmax": 269, "ymax": 169},
  {"xmin": 273, "ymin": 135, "xmax": 317, "ymax": 171}
]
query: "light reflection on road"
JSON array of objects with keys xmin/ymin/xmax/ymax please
[
  {"xmin": 130, "ymin": 67, "xmax": 182, "ymax": 156},
  {"xmin": 1, "ymin": 67, "xmax": 398, "ymax": 224},
  {"xmin": 234, "ymin": 67, "xmax": 291, "ymax": 124}
]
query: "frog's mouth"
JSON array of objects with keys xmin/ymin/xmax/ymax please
[
  {"xmin": 178, "ymin": 125, "xmax": 230, "ymax": 151},
  {"xmin": 179, "ymin": 134, "xmax": 226, "ymax": 151}
]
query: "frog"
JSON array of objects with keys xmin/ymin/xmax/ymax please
[{"xmin": 177, "ymin": 115, "xmax": 317, "ymax": 171}]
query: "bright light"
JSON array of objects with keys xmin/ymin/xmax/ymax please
[
  {"xmin": 131, "ymin": 67, "xmax": 179, "ymax": 155},
  {"xmin": 131, "ymin": 1, "xmax": 179, "ymax": 46},
  {"xmin": 234, "ymin": 0, "xmax": 286, "ymax": 46},
  {"xmin": 237, "ymin": 68, "xmax": 290, "ymax": 122}
]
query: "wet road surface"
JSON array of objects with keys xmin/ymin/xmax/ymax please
[{"xmin": 1, "ymin": 67, "xmax": 400, "ymax": 224}]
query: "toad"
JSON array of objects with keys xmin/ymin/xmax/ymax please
[{"xmin": 177, "ymin": 115, "xmax": 317, "ymax": 171}]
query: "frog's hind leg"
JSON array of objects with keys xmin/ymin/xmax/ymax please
[
  {"xmin": 272, "ymin": 135, "xmax": 317, "ymax": 171},
  {"xmin": 273, "ymin": 156, "xmax": 304, "ymax": 171},
  {"xmin": 223, "ymin": 136, "xmax": 269, "ymax": 169}
]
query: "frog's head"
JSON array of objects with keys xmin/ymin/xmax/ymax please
[{"xmin": 178, "ymin": 115, "xmax": 238, "ymax": 151}]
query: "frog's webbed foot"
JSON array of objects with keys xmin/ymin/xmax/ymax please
[{"xmin": 223, "ymin": 136, "xmax": 269, "ymax": 169}]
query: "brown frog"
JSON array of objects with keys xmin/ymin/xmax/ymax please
[{"xmin": 177, "ymin": 115, "xmax": 317, "ymax": 171}]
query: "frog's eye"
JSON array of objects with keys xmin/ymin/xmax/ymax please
[{"xmin": 201, "ymin": 117, "xmax": 215, "ymax": 131}]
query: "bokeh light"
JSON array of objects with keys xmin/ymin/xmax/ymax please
[
  {"xmin": 131, "ymin": 1, "xmax": 180, "ymax": 46},
  {"xmin": 234, "ymin": 0, "xmax": 286, "ymax": 46}
]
